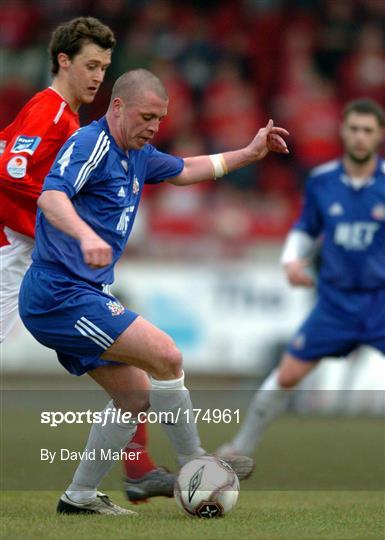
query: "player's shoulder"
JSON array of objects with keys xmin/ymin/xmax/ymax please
[
  {"xmin": 309, "ymin": 159, "xmax": 341, "ymax": 180},
  {"xmin": 71, "ymin": 119, "xmax": 109, "ymax": 148},
  {"xmin": 377, "ymin": 157, "xmax": 385, "ymax": 177},
  {"xmin": 25, "ymin": 88, "xmax": 71, "ymax": 120},
  {"xmin": 64, "ymin": 119, "xmax": 111, "ymax": 167}
]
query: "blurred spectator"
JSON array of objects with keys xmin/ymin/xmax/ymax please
[
  {"xmin": 314, "ymin": 0, "xmax": 357, "ymax": 80},
  {"xmin": 201, "ymin": 59, "xmax": 263, "ymax": 152},
  {"xmin": 1, "ymin": 0, "xmax": 384, "ymax": 251},
  {"xmin": 339, "ymin": 23, "xmax": 385, "ymax": 107},
  {"xmin": 0, "ymin": 0, "xmax": 41, "ymax": 48}
]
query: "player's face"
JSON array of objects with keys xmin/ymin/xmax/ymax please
[
  {"xmin": 341, "ymin": 112, "xmax": 384, "ymax": 164},
  {"xmin": 66, "ymin": 42, "xmax": 112, "ymax": 106},
  {"xmin": 119, "ymin": 91, "xmax": 168, "ymax": 150}
]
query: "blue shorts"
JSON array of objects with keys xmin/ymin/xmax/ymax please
[
  {"xmin": 287, "ymin": 287, "xmax": 385, "ymax": 361},
  {"xmin": 19, "ymin": 263, "xmax": 138, "ymax": 376}
]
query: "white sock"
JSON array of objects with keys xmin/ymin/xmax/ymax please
[
  {"xmin": 66, "ymin": 400, "xmax": 137, "ymax": 503},
  {"xmin": 150, "ymin": 371, "xmax": 205, "ymax": 465},
  {"xmin": 231, "ymin": 369, "xmax": 292, "ymax": 456}
]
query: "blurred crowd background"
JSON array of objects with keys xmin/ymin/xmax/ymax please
[{"xmin": 1, "ymin": 0, "xmax": 384, "ymax": 259}]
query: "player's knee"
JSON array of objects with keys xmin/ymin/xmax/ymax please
[
  {"xmin": 277, "ymin": 371, "xmax": 300, "ymax": 389},
  {"xmin": 153, "ymin": 341, "xmax": 183, "ymax": 380}
]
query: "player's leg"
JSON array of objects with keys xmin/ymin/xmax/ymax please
[
  {"xmin": 64, "ymin": 365, "xmax": 147, "ymax": 498},
  {"xmin": 217, "ymin": 297, "xmax": 358, "ymax": 458},
  {"xmin": 217, "ymin": 353, "xmax": 319, "ymax": 457},
  {"xmin": 0, "ymin": 227, "xmax": 33, "ymax": 342},
  {"xmin": 102, "ymin": 317, "xmax": 253, "ymax": 480},
  {"xmin": 100, "ymin": 316, "xmax": 206, "ymax": 466},
  {"xmin": 89, "ymin": 364, "xmax": 176, "ymax": 503}
]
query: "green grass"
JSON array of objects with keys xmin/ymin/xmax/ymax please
[
  {"xmin": 1, "ymin": 383, "xmax": 384, "ymax": 539},
  {"xmin": 2, "ymin": 490, "xmax": 384, "ymax": 540}
]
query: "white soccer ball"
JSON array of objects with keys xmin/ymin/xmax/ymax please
[{"xmin": 174, "ymin": 455, "xmax": 240, "ymax": 518}]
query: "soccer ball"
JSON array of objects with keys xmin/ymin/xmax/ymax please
[{"xmin": 174, "ymin": 455, "xmax": 239, "ymax": 518}]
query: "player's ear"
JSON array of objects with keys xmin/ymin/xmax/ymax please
[
  {"xmin": 112, "ymin": 97, "xmax": 123, "ymax": 116},
  {"xmin": 57, "ymin": 53, "xmax": 71, "ymax": 70}
]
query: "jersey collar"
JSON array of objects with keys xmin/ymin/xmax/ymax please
[
  {"xmin": 339, "ymin": 156, "xmax": 382, "ymax": 190},
  {"xmin": 97, "ymin": 116, "xmax": 130, "ymax": 159}
]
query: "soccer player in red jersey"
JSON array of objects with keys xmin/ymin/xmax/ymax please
[
  {"xmin": 0, "ymin": 16, "xmax": 115, "ymax": 336},
  {"xmin": 0, "ymin": 17, "xmax": 173, "ymax": 504}
]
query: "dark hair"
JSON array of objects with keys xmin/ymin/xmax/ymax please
[
  {"xmin": 49, "ymin": 17, "xmax": 116, "ymax": 75},
  {"xmin": 343, "ymin": 99, "xmax": 385, "ymax": 127}
]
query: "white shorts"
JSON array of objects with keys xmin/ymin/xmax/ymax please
[{"xmin": 0, "ymin": 227, "xmax": 34, "ymax": 342}]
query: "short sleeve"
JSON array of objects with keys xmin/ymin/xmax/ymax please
[
  {"xmin": 144, "ymin": 145, "xmax": 184, "ymax": 184},
  {"xmin": 43, "ymin": 128, "xmax": 110, "ymax": 198}
]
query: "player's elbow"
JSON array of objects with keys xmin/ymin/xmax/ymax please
[
  {"xmin": 37, "ymin": 191, "xmax": 49, "ymax": 211},
  {"xmin": 37, "ymin": 190, "xmax": 66, "ymax": 213}
]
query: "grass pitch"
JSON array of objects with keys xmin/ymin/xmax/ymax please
[
  {"xmin": 2, "ymin": 490, "xmax": 384, "ymax": 540},
  {"xmin": 1, "ymin": 378, "xmax": 384, "ymax": 539}
]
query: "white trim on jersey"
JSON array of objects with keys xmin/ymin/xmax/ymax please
[
  {"xmin": 53, "ymin": 101, "xmax": 67, "ymax": 124},
  {"xmin": 310, "ymin": 159, "xmax": 339, "ymax": 177},
  {"xmin": 74, "ymin": 131, "xmax": 110, "ymax": 192},
  {"xmin": 74, "ymin": 316, "xmax": 114, "ymax": 350}
]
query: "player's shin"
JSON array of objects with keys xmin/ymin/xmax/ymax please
[
  {"xmin": 149, "ymin": 372, "xmax": 205, "ymax": 466},
  {"xmin": 229, "ymin": 369, "xmax": 292, "ymax": 456},
  {"xmin": 66, "ymin": 400, "xmax": 137, "ymax": 502},
  {"xmin": 123, "ymin": 420, "xmax": 156, "ymax": 478}
]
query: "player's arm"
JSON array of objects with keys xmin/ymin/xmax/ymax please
[
  {"xmin": 38, "ymin": 130, "xmax": 113, "ymax": 268},
  {"xmin": 280, "ymin": 176, "xmax": 322, "ymax": 288},
  {"xmin": 38, "ymin": 190, "xmax": 112, "ymax": 268},
  {"xmin": 280, "ymin": 231, "xmax": 317, "ymax": 287},
  {"xmin": 167, "ymin": 119, "xmax": 289, "ymax": 186}
]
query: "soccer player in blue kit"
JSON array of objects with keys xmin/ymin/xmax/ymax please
[
  {"xmin": 18, "ymin": 69, "xmax": 290, "ymax": 515},
  {"xmin": 218, "ymin": 98, "xmax": 385, "ymax": 460}
]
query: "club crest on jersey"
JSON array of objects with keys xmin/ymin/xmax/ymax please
[
  {"xmin": 6, "ymin": 156, "xmax": 27, "ymax": 178},
  {"xmin": 372, "ymin": 203, "xmax": 385, "ymax": 221},
  {"xmin": 328, "ymin": 202, "xmax": 344, "ymax": 216},
  {"xmin": 11, "ymin": 135, "xmax": 41, "ymax": 155},
  {"xmin": 106, "ymin": 299, "xmax": 125, "ymax": 316},
  {"xmin": 133, "ymin": 175, "xmax": 139, "ymax": 195}
]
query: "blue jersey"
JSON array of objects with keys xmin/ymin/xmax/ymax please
[
  {"xmin": 294, "ymin": 157, "xmax": 385, "ymax": 292},
  {"xmin": 32, "ymin": 116, "xmax": 183, "ymax": 284}
]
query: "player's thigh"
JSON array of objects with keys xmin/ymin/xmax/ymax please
[
  {"xmin": 101, "ymin": 316, "xmax": 182, "ymax": 379},
  {"xmin": 0, "ymin": 229, "xmax": 33, "ymax": 293},
  {"xmin": 277, "ymin": 352, "xmax": 320, "ymax": 388},
  {"xmin": 88, "ymin": 363, "xmax": 150, "ymax": 414}
]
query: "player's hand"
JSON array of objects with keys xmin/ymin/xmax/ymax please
[
  {"xmin": 284, "ymin": 260, "xmax": 314, "ymax": 287},
  {"xmin": 247, "ymin": 119, "xmax": 289, "ymax": 160},
  {"xmin": 80, "ymin": 234, "xmax": 113, "ymax": 268}
]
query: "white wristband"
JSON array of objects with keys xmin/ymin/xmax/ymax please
[
  {"xmin": 280, "ymin": 230, "xmax": 317, "ymax": 265},
  {"xmin": 209, "ymin": 154, "xmax": 228, "ymax": 179}
]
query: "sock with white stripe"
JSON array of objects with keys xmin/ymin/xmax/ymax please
[
  {"xmin": 150, "ymin": 372, "xmax": 205, "ymax": 466},
  {"xmin": 230, "ymin": 369, "xmax": 292, "ymax": 455},
  {"xmin": 66, "ymin": 400, "xmax": 137, "ymax": 503}
]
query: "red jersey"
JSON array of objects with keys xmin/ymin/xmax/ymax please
[{"xmin": 0, "ymin": 87, "xmax": 79, "ymax": 240}]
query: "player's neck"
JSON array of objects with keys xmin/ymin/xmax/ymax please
[
  {"xmin": 342, "ymin": 155, "xmax": 377, "ymax": 181},
  {"xmin": 50, "ymin": 78, "xmax": 81, "ymax": 113}
]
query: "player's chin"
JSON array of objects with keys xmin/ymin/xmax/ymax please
[
  {"xmin": 83, "ymin": 92, "xmax": 98, "ymax": 104},
  {"xmin": 135, "ymin": 138, "xmax": 150, "ymax": 148}
]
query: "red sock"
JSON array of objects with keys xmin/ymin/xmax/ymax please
[{"xmin": 123, "ymin": 421, "xmax": 157, "ymax": 479}]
